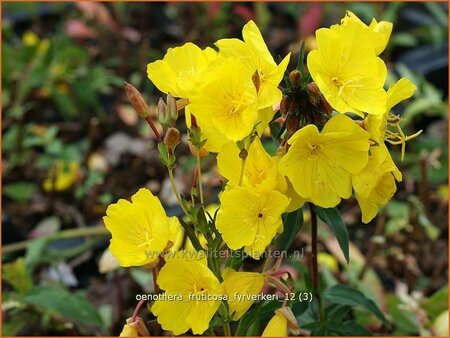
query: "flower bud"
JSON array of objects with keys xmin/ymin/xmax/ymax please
[
  {"xmin": 189, "ymin": 142, "xmax": 209, "ymax": 158},
  {"xmin": 239, "ymin": 148, "xmax": 248, "ymax": 159},
  {"xmin": 276, "ymin": 307, "xmax": 300, "ymax": 332},
  {"xmin": 320, "ymin": 98, "xmax": 333, "ymax": 116},
  {"xmin": 164, "ymin": 127, "xmax": 181, "ymax": 149},
  {"xmin": 306, "ymin": 82, "xmax": 320, "ymax": 95},
  {"xmin": 167, "ymin": 93, "xmax": 178, "ymax": 123},
  {"xmin": 124, "ymin": 82, "xmax": 149, "ymax": 118},
  {"xmin": 289, "ymin": 70, "xmax": 302, "ymax": 87},
  {"xmin": 279, "ymin": 96, "xmax": 291, "ymax": 116},
  {"xmin": 158, "ymin": 97, "xmax": 169, "ymax": 125},
  {"xmin": 286, "ymin": 114, "xmax": 299, "ymax": 135}
]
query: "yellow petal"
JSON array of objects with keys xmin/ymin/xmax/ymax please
[
  {"xmin": 222, "ymin": 268, "xmax": 266, "ymax": 320},
  {"xmin": 262, "ymin": 312, "xmax": 288, "ymax": 337}
]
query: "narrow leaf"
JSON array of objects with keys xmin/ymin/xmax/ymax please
[
  {"xmin": 324, "ymin": 284, "xmax": 389, "ymax": 326},
  {"xmin": 278, "ymin": 208, "xmax": 303, "ymax": 251},
  {"xmin": 315, "ymin": 206, "xmax": 349, "ymax": 263}
]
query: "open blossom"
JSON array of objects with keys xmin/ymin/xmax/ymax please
[
  {"xmin": 147, "ymin": 42, "xmax": 217, "ymax": 98},
  {"xmin": 352, "ymin": 145, "xmax": 401, "ymax": 223},
  {"xmin": 216, "ymin": 20, "xmax": 291, "ymax": 109},
  {"xmin": 340, "ymin": 11, "xmax": 393, "ymax": 56},
  {"xmin": 217, "ymin": 137, "xmax": 304, "ymax": 211},
  {"xmin": 151, "ymin": 252, "xmax": 223, "ymax": 335},
  {"xmin": 189, "ymin": 56, "xmax": 259, "ymax": 142},
  {"xmin": 103, "ymin": 188, "xmax": 181, "ymax": 267},
  {"xmin": 354, "ymin": 77, "xmax": 418, "ymax": 223},
  {"xmin": 216, "ymin": 186, "xmax": 290, "ymax": 259},
  {"xmin": 279, "ymin": 114, "xmax": 370, "ymax": 208},
  {"xmin": 307, "ymin": 20, "xmax": 387, "ymax": 116}
]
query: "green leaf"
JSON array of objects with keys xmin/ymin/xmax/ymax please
[
  {"xmin": 421, "ymin": 287, "xmax": 448, "ymax": 320},
  {"xmin": 25, "ymin": 237, "xmax": 50, "ymax": 268},
  {"xmin": 324, "ymin": 284, "xmax": 389, "ymax": 326},
  {"xmin": 315, "ymin": 207, "xmax": 349, "ymax": 263},
  {"xmin": 3, "ymin": 182, "xmax": 37, "ymax": 202},
  {"xmin": 278, "ymin": 208, "xmax": 303, "ymax": 251},
  {"xmin": 386, "ymin": 295, "xmax": 419, "ymax": 334},
  {"xmin": 22, "ymin": 286, "xmax": 103, "ymax": 327},
  {"xmin": 2, "ymin": 258, "xmax": 33, "ymax": 294},
  {"xmin": 296, "ymin": 42, "xmax": 305, "ymax": 72}
]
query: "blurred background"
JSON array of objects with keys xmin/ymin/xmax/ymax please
[{"xmin": 2, "ymin": 2, "xmax": 448, "ymax": 336}]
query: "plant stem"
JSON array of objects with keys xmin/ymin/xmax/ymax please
[
  {"xmin": 196, "ymin": 152, "xmax": 204, "ymax": 206},
  {"xmin": 223, "ymin": 322, "xmax": 231, "ymax": 336},
  {"xmin": 2, "ymin": 226, "xmax": 109, "ymax": 254},
  {"xmin": 238, "ymin": 157, "xmax": 247, "ymax": 186},
  {"xmin": 145, "ymin": 116, "xmax": 161, "ymax": 142},
  {"xmin": 167, "ymin": 167, "xmax": 190, "ymax": 218},
  {"xmin": 131, "ymin": 299, "xmax": 146, "ymax": 322},
  {"xmin": 309, "ymin": 203, "xmax": 324, "ymax": 321}
]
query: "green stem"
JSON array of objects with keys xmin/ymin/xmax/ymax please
[
  {"xmin": 309, "ymin": 203, "xmax": 324, "ymax": 321},
  {"xmin": 2, "ymin": 226, "xmax": 108, "ymax": 254},
  {"xmin": 196, "ymin": 152, "xmax": 204, "ymax": 206},
  {"xmin": 167, "ymin": 167, "xmax": 190, "ymax": 218},
  {"xmin": 223, "ymin": 322, "xmax": 231, "ymax": 336},
  {"xmin": 238, "ymin": 156, "xmax": 247, "ymax": 186}
]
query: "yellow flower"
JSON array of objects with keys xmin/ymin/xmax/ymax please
[
  {"xmin": 365, "ymin": 77, "xmax": 420, "ymax": 159},
  {"xmin": 279, "ymin": 115, "xmax": 370, "ymax": 208},
  {"xmin": 216, "ymin": 20, "xmax": 290, "ymax": 109},
  {"xmin": 318, "ymin": 252, "xmax": 339, "ymax": 273},
  {"xmin": 307, "ymin": 21, "xmax": 387, "ymax": 116},
  {"xmin": 185, "ymin": 105, "xmax": 229, "ymax": 153},
  {"xmin": 262, "ymin": 312, "xmax": 288, "ymax": 337},
  {"xmin": 119, "ymin": 324, "xmax": 138, "ymax": 337},
  {"xmin": 222, "ymin": 268, "xmax": 266, "ymax": 320},
  {"xmin": 103, "ymin": 188, "xmax": 175, "ymax": 267},
  {"xmin": 43, "ymin": 161, "xmax": 79, "ymax": 192},
  {"xmin": 341, "ymin": 11, "xmax": 393, "ymax": 55},
  {"xmin": 216, "ymin": 186, "xmax": 289, "ymax": 259},
  {"xmin": 352, "ymin": 145, "xmax": 401, "ymax": 223},
  {"xmin": 189, "ymin": 56, "xmax": 258, "ymax": 141},
  {"xmin": 22, "ymin": 31, "xmax": 39, "ymax": 46},
  {"xmin": 151, "ymin": 253, "xmax": 223, "ymax": 335},
  {"xmin": 217, "ymin": 137, "xmax": 281, "ymax": 190},
  {"xmin": 147, "ymin": 42, "xmax": 217, "ymax": 98}
]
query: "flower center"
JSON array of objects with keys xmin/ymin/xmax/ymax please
[
  {"xmin": 384, "ymin": 113, "xmax": 422, "ymax": 160},
  {"xmin": 308, "ymin": 143, "xmax": 321, "ymax": 160},
  {"xmin": 331, "ymin": 77, "xmax": 363, "ymax": 96},
  {"xmin": 138, "ymin": 231, "xmax": 154, "ymax": 249}
]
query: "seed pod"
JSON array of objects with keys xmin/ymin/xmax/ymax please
[
  {"xmin": 124, "ymin": 82, "xmax": 149, "ymax": 118},
  {"xmin": 320, "ymin": 98, "xmax": 333, "ymax": 116},
  {"xmin": 289, "ymin": 70, "xmax": 302, "ymax": 86},
  {"xmin": 164, "ymin": 127, "xmax": 181, "ymax": 149}
]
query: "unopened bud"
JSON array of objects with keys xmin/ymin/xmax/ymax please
[
  {"xmin": 320, "ymin": 99, "xmax": 333, "ymax": 116},
  {"xmin": 189, "ymin": 142, "xmax": 209, "ymax": 158},
  {"xmin": 252, "ymin": 70, "xmax": 261, "ymax": 93},
  {"xmin": 286, "ymin": 114, "xmax": 299, "ymax": 135},
  {"xmin": 239, "ymin": 148, "xmax": 248, "ymax": 159},
  {"xmin": 167, "ymin": 93, "xmax": 178, "ymax": 123},
  {"xmin": 289, "ymin": 70, "xmax": 302, "ymax": 86},
  {"xmin": 158, "ymin": 97, "xmax": 169, "ymax": 125},
  {"xmin": 280, "ymin": 96, "xmax": 291, "ymax": 116},
  {"xmin": 306, "ymin": 82, "xmax": 320, "ymax": 95},
  {"xmin": 124, "ymin": 82, "xmax": 149, "ymax": 118},
  {"xmin": 164, "ymin": 127, "xmax": 180, "ymax": 149}
]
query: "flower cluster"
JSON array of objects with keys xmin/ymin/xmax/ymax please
[{"xmin": 106, "ymin": 12, "xmax": 420, "ymax": 336}]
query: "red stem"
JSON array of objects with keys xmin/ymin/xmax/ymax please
[{"xmin": 145, "ymin": 116, "xmax": 161, "ymax": 142}]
